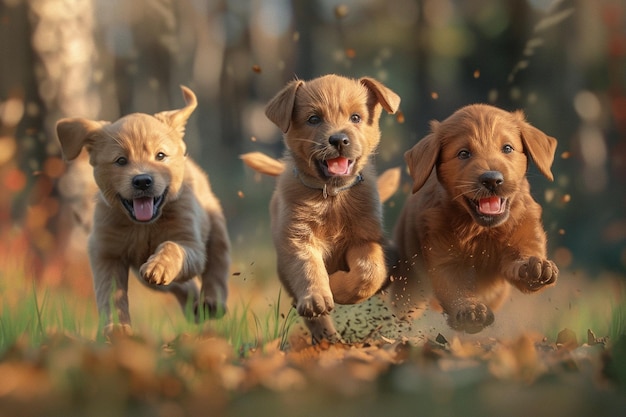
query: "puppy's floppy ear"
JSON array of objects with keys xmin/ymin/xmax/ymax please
[
  {"xmin": 514, "ymin": 110, "xmax": 557, "ymax": 181},
  {"xmin": 404, "ymin": 121, "xmax": 441, "ymax": 193},
  {"xmin": 56, "ymin": 118, "xmax": 108, "ymax": 161},
  {"xmin": 359, "ymin": 77, "xmax": 401, "ymax": 114},
  {"xmin": 154, "ymin": 85, "xmax": 198, "ymax": 136},
  {"xmin": 265, "ymin": 80, "xmax": 304, "ymax": 133}
]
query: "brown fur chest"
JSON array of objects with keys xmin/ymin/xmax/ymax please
[
  {"xmin": 291, "ymin": 185, "xmax": 382, "ymax": 240},
  {"xmin": 90, "ymin": 199, "xmax": 208, "ymax": 269}
]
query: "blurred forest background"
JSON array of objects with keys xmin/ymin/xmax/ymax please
[{"xmin": 0, "ymin": 0, "xmax": 624, "ymax": 296}]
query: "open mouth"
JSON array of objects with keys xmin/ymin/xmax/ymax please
[
  {"xmin": 121, "ymin": 188, "xmax": 168, "ymax": 222},
  {"xmin": 320, "ymin": 156, "xmax": 355, "ymax": 177},
  {"xmin": 466, "ymin": 196, "xmax": 509, "ymax": 226}
]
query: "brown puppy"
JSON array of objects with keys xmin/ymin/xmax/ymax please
[
  {"xmin": 258, "ymin": 74, "xmax": 400, "ymax": 342},
  {"xmin": 393, "ymin": 104, "xmax": 558, "ymax": 333},
  {"xmin": 56, "ymin": 86, "xmax": 230, "ymax": 336}
]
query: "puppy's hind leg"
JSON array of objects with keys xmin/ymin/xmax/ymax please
[
  {"xmin": 196, "ymin": 211, "xmax": 231, "ymax": 322},
  {"xmin": 167, "ymin": 279, "xmax": 201, "ymax": 319},
  {"xmin": 329, "ymin": 242, "xmax": 388, "ymax": 305}
]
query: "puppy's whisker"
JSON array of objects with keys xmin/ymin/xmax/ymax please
[
  {"xmin": 451, "ymin": 191, "xmax": 470, "ymax": 202},
  {"xmin": 292, "ymin": 137, "xmax": 321, "ymax": 146},
  {"xmin": 451, "ymin": 184, "xmax": 482, "ymax": 202},
  {"xmin": 452, "ymin": 190, "xmax": 478, "ymax": 200}
]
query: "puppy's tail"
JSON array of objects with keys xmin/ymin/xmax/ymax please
[
  {"xmin": 240, "ymin": 152, "xmax": 285, "ymax": 176},
  {"xmin": 241, "ymin": 151, "xmax": 401, "ymax": 203}
]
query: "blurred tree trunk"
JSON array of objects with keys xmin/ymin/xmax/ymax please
[
  {"xmin": 26, "ymin": 0, "xmax": 101, "ymax": 286},
  {"xmin": 29, "ymin": 0, "xmax": 101, "ymax": 136}
]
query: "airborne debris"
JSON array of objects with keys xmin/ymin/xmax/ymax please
[{"xmin": 334, "ymin": 5, "xmax": 349, "ymax": 19}]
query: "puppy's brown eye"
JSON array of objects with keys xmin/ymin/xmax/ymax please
[
  {"xmin": 115, "ymin": 157, "xmax": 128, "ymax": 166},
  {"xmin": 350, "ymin": 114, "xmax": 361, "ymax": 123},
  {"xmin": 457, "ymin": 150, "xmax": 471, "ymax": 160},
  {"xmin": 502, "ymin": 144, "xmax": 514, "ymax": 154},
  {"xmin": 156, "ymin": 152, "xmax": 166, "ymax": 161},
  {"xmin": 307, "ymin": 115, "xmax": 322, "ymax": 125}
]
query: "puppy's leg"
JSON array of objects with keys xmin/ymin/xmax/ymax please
[
  {"xmin": 505, "ymin": 256, "xmax": 558, "ymax": 293},
  {"xmin": 168, "ymin": 279, "xmax": 200, "ymax": 314},
  {"xmin": 304, "ymin": 316, "xmax": 342, "ymax": 344},
  {"xmin": 91, "ymin": 258, "xmax": 132, "ymax": 337},
  {"xmin": 277, "ymin": 248, "xmax": 340, "ymax": 342},
  {"xmin": 196, "ymin": 212, "xmax": 231, "ymax": 321},
  {"xmin": 278, "ymin": 247, "xmax": 335, "ymax": 317},
  {"xmin": 140, "ymin": 240, "xmax": 205, "ymax": 286},
  {"xmin": 430, "ymin": 267, "xmax": 495, "ymax": 334},
  {"xmin": 329, "ymin": 242, "xmax": 388, "ymax": 305}
]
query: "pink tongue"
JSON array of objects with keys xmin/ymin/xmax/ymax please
[
  {"xmin": 326, "ymin": 157, "xmax": 351, "ymax": 175},
  {"xmin": 478, "ymin": 197, "xmax": 502, "ymax": 215},
  {"xmin": 133, "ymin": 197, "xmax": 154, "ymax": 221}
]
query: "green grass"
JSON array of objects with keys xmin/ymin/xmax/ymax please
[
  {"xmin": 609, "ymin": 286, "xmax": 626, "ymax": 341},
  {"xmin": 0, "ymin": 273, "xmax": 298, "ymax": 356},
  {"xmin": 0, "ymin": 281, "xmax": 97, "ymax": 350}
]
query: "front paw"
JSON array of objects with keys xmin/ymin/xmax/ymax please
[
  {"xmin": 447, "ymin": 302, "xmax": 494, "ymax": 334},
  {"xmin": 515, "ymin": 256, "xmax": 558, "ymax": 292},
  {"xmin": 140, "ymin": 242, "xmax": 184, "ymax": 285},
  {"xmin": 296, "ymin": 290, "xmax": 335, "ymax": 318},
  {"xmin": 140, "ymin": 254, "xmax": 177, "ymax": 285}
]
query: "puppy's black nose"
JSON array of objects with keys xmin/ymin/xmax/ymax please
[
  {"xmin": 479, "ymin": 171, "xmax": 504, "ymax": 192},
  {"xmin": 329, "ymin": 133, "xmax": 350, "ymax": 148},
  {"xmin": 132, "ymin": 174, "xmax": 153, "ymax": 190}
]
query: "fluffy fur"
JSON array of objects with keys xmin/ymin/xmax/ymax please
[
  {"xmin": 392, "ymin": 104, "xmax": 558, "ymax": 333},
  {"xmin": 256, "ymin": 74, "xmax": 401, "ymax": 342},
  {"xmin": 56, "ymin": 86, "xmax": 230, "ymax": 337}
]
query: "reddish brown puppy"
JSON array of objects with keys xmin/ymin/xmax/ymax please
[{"xmin": 393, "ymin": 104, "xmax": 558, "ymax": 333}]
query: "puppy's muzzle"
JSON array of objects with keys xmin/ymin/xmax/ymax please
[
  {"xmin": 466, "ymin": 170, "xmax": 509, "ymax": 227},
  {"xmin": 329, "ymin": 133, "xmax": 350, "ymax": 149},
  {"xmin": 479, "ymin": 171, "xmax": 504, "ymax": 192},
  {"xmin": 320, "ymin": 133, "xmax": 356, "ymax": 177},
  {"xmin": 132, "ymin": 174, "xmax": 153, "ymax": 191},
  {"xmin": 120, "ymin": 174, "xmax": 168, "ymax": 223}
]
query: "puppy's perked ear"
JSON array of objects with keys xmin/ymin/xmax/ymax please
[
  {"xmin": 154, "ymin": 85, "xmax": 198, "ymax": 136},
  {"xmin": 56, "ymin": 118, "xmax": 108, "ymax": 161},
  {"xmin": 514, "ymin": 111, "xmax": 557, "ymax": 181},
  {"xmin": 265, "ymin": 80, "xmax": 305, "ymax": 133},
  {"xmin": 404, "ymin": 121, "xmax": 441, "ymax": 193},
  {"xmin": 359, "ymin": 77, "xmax": 401, "ymax": 114}
]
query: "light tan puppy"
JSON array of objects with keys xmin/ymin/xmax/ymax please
[
  {"xmin": 393, "ymin": 104, "xmax": 558, "ymax": 333},
  {"xmin": 56, "ymin": 86, "xmax": 230, "ymax": 336},
  {"xmin": 252, "ymin": 74, "xmax": 401, "ymax": 342}
]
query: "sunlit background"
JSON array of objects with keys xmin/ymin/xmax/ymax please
[{"xmin": 0, "ymin": 0, "xmax": 624, "ymax": 337}]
